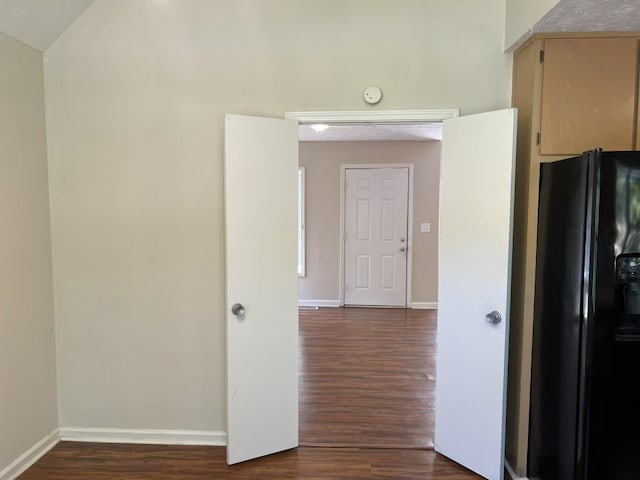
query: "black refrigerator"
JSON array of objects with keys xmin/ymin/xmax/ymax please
[{"xmin": 529, "ymin": 149, "xmax": 640, "ymax": 479}]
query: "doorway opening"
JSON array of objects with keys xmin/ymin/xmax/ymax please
[
  {"xmin": 290, "ymin": 110, "xmax": 456, "ymax": 310},
  {"xmin": 288, "ymin": 110, "xmax": 456, "ymax": 449}
]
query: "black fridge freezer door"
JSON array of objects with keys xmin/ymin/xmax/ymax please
[
  {"xmin": 530, "ymin": 150, "xmax": 640, "ymax": 480},
  {"xmin": 528, "ymin": 152, "xmax": 594, "ymax": 480},
  {"xmin": 586, "ymin": 151, "xmax": 640, "ymax": 479}
]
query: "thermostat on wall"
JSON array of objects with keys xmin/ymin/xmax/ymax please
[{"xmin": 363, "ymin": 86, "xmax": 382, "ymax": 104}]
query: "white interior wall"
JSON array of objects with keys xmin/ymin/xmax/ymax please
[
  {"xmin": 505, "ymin": 0, "xmax": 562, "ymax": 49},
  {"xmin": 44, "ymin": 0, "xmax": 511, "ymax": 434},
  {"xmin": 0, "ymin": 31, "xmax": 58, "ymax": 474}
]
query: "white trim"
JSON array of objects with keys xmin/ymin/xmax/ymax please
[
  {"xmin": 407, "ymin": 166, "xmax": 414, "ymax": 307},
  {"xmin": 285, "ymin": 109, "xmax": 459, "ymax": 124},
  {"xmin": 59, "ymin": 427, "xmax": 227, "ymax": 446},
  {"xmin": 298, "ymin": 166, "xmax": 306, "ymax": 277},
  {"xmin": 339, "ymin": 167, "xmax": 346, "ymax": 306},
  {"xmin": 0, "ymin": 429, "xmax": 59, "ymax": 480},
  {"xmin": 505, "ymin": 460, "xmax": 529, "ymax": 480},
  {"xmin": 298, "ymin": 299, "xmax": 341, "ymax": 308},
  {"xmin": 410, "ymin": 302, "xmax": 438, "ymax": 309},
  {"xmin": 340, "ymin": 164, "xmax": 414, "ymax": 307}
]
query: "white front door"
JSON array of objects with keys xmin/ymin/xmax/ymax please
[
  {"xmin": 224, "ymin": 114, "xmax": 299, "ymax": 465},
  {"xmin": 435, "ymin": 109, "xmax": 517, "ymax": 480},
  {"xmin": 344, "ymin": 167, "xmax": 409, "ymax": 306}
]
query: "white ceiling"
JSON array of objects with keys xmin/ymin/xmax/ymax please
[
  {"xmin": 0, "ymin": 0, "xmax": 95, "ymax": 51},
  {"xmin": 298, "ymin": 123, "xmax": 443, "ymax": 142}
]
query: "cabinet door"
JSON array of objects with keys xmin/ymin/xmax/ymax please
[{"xmin": 540, "ymin": 38, "xmax": 638, "ymax": 155}]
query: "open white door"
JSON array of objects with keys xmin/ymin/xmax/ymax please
[
  {"xmin": 224, "ymin": 114, "xmax": 299, "ymax": 465},
  {"xmin": 435, "ymin": 109, "xmax": 517, "ymax": 480}
]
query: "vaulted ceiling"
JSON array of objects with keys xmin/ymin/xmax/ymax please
[
  {"xmin": 524, "ymin": 0, "xmax": 640, "ymax": 48},
  {"xmin": 0, "ymin": 0, "xmax": 95, "ymax": 51},
  {"xmin": 0, "ymin": 0, "xmax": 638, "ymax": 52}
]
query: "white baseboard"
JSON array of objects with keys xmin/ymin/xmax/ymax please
[
  {"xmin": 505, "ymin": 459, "xmax": 528, "ymax": 480},
  {"xmin": 59, "ymin": 427, "xmax": 227, "ymax": 446},
  {"xmin": 410, "ymin": 302, "xmax": 438, "ymax": 309},
  {"xmin": 0, "ymin": 429, "xmax": 60, "ymax": 480},
  {"xmin": 299, "ymin": 299, "xmax": 341, "ymax": 308}
]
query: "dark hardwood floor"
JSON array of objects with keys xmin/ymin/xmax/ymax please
[
  {"xmin": 20, "ymin": 307, "xmax": 458, "ymax": 479},
  {"xmin": 19, "ymin": 442, "xmax": 481, "ymax": 479},
  {"xmin": 299, "ymin": 307, "xmax": 436, "ymax": 449}
]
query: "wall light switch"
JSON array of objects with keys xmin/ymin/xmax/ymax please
[{"xmin": 420, "ymin": 223, "xmax": 431, "ymax": 233}]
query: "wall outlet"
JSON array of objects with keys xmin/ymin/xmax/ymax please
[{"xmin": 420, "ymin": 223, "xmax": 431, "ymax": 233}]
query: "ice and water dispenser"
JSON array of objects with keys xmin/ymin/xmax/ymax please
[{"xmin": 615, "ymin": 254, "xmax": 640, "ymax": 339}]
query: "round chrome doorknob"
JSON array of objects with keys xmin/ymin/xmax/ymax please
[
  {"xmin": 485, "ymin": 311, "xmax": 502, "ymax": 325},
  {"xmin": 231, "ymin": 303, "xmax": 245, "ymax": 316}
]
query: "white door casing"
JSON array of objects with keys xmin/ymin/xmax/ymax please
[
  {"xmin": 223, "ymin": 108, "xmax": 514, "ymax": 479},
  {"xmin": 435, "ymin": 109, "xmax": 517, "ymax": 480},
  {"xmin": 224, "ymin": 114, "xmax": 299, "ymax": 465},
  {"xmin": 343, "ymin": 167, "xmax": 409, "ymax": 306}
]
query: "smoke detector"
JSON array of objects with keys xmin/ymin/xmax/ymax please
[{"xmin": 363, "ymin": 86, "xmax": 382, "ymax": 105}]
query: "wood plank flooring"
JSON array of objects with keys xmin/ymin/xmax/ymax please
[
  {"xmin": 299, "ymin": 307, "xmax": 435, "ymax": 448},
  {"xmin": 20, "ymin": 308, "xmax": 457, "ymax": 479},
  {"xmin": 19, "ymin": 442, "xmax": 482, "ymax": 479}
]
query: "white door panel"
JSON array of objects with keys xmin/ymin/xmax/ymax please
[
  {"xmin": 344, "ymin": 168, "xmax": 409, "ymax": 306},
  {"xmin": 435, "ymin": 109, "xmax": 516, "ymax": 480},
  {"xmin": 224, "ymin": 114, "xmax": 299, "ymax": 465}
]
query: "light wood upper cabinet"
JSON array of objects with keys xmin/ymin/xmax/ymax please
[{"xmin": 540, "ymin": 37, "xmax": 639, "ymax": 155}]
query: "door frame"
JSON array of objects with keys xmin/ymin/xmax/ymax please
[
  {"xmin": 285, "ymin": 109, "xmax": 459, "ymax": 124},
  {"xmin": 285, "ymin": 108, "xmax": 459, "ymax": 307},
  {"xmin": 340, "ymin": 164, "xmax": 414, "ymax": 307}
]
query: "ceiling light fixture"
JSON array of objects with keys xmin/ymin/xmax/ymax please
[{"xmin": 310, "ymin": 124, "xmax": 330, "ymax": 133}]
